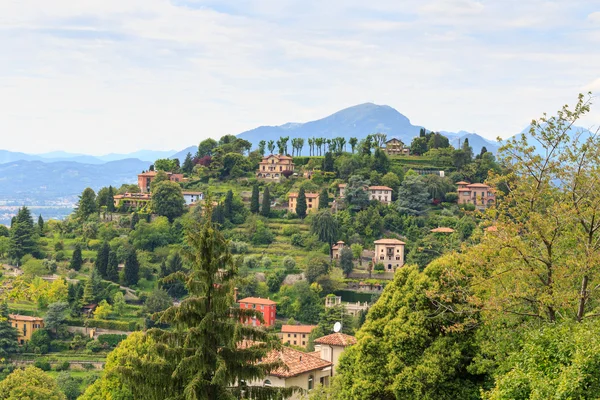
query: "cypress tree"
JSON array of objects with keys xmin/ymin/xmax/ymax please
[
  {"xmin": 296, "ymin": 187, "xmax": 307, "ymax": 218},
  {"xmin": 250, "ymin": 184, "xmax": 260, "ymax": 214},
  {"xmin": 76, "ymin": 188, "xmax": 97, "ymax": 220},
  {"xmin": 8, "ymin": 207, "xmax": 37, "ymax": 261},
  {"xmin": 323, "ymin": 152, "xmax": 334, "ymax": 172},
  {"xmin": 95, "ymin": 241, "xmax": 110, "ymax": 279},
  {"xmin": 82, "ymin": 268, "xmax": 101, "ymax": 304},
  {"xmin": 106, "ymin": 186, "xmax": 115, "ymax": 213},
  {"xmin": 124, "ymin": 248, "xmax": 139, "ymax": 287},
  {"xmin": 182, "ymin": 152, "xmax": 194, "ymax": 174},
  {"xmin": 0, "ymin": 303, "xmax": 18, "ymax": 358},
  {"xmin": 223, "ymin": 190, "xmax": 234, "ymax": 220},
  {"xmin": 69, "ymin": 243, "xmax": 83, "ymax": 271},
  {"xmin": 261, "ymin": 187, "xmax": 271, "ymax": 218},
  {"xmin": 130, "ymin": 212, "xmax": 140, "ymax": 230},
  {"xmin": 37, "ymin": 215, "xmax": 44, "ymax": 236},
  {"xmin": 319, "ymin": 187, "xmax": 329, "ymax": 209},
  {"xmin": 106, "ymin": 251, "xmax": 119, "ymax": 283}
]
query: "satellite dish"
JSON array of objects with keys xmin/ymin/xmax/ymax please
[{"xmin": 333, "ymin": 322, "xmax": 342, "ymax": 333}]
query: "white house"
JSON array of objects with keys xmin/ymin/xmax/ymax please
[
  {"xmin": 182, "ymin": 191, "xmax": 204, "ymax": 206},
  {"xmin": 313, "ymin": 332, "xmax": 357, "ymax": 375}
]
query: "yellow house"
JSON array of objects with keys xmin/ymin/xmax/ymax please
[
  {"xmin": 280, "ymin": 325, "xmax": 317, "ymax": 348},
  {"xmin": 9, "ymin": 314, "xmax": 44, "ymax": 344},
  {"xmin": 288, "ymin": 192, "xmax": 320, "ymax": 214}
]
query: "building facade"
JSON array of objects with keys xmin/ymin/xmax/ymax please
[
  {"xmin": 288, "ymin": 192, "xmax": 320, "ymax": 214},
  {"xmin": 238, "ymin": 297, "xmax": 277, "ymax": 327},
  {"xmin": 368, "ymin": 186, "xmax": 393, "ymax": 205},
  {"xmin": 384, "ymin": 138, "xmax": 410, "ymax": 156},
  {"xmin": 113, "ymin": 193, "xmax": 152, "ymax": 210},
  {"xmin": 314, "ymin": 333, "xmax": 357, "ymax": 375},
  {"xmin": 182, "ymin": 191, "xmax": 203, "ymax": 206},
  {"xmin": 456, "ymin": 181, "xmax": 495, "ymax": 209},
  {"xmin": 9, "ymin": 314, "xmax": 44, "ymax": 344},
  {"xmin": 137, "ymin": 171, "xmax": 184, "ymax": 193},
  {"xmin": 372, "ymin": 238, "xmax": 405, "ymax": 271},
  {"xmin": 280, "ymin": 325, "xmax": 317, "ymax": 348},
  {"xmin": 331, "ymin": 241, "xmax": 346, "ymax": 259},
  {"xmin": 257, "ymin": 155, "xmax": 295, "ymax": 182}
]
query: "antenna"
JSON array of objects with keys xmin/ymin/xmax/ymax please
[{"xmin": 333, "ymin": 321, "xmax": 342, "ymax": 333}]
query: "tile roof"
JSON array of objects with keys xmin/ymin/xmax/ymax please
[
  {"xmin": 314, "ymin": 333, "xmax": 357, "ymax": 347},
  {"xmin": 456, "ymin": 181, "xmax": 470, "ymax": 185},
  {"xmin": 281, "ymin": 325, "xmax": 317, "ymax": 334},
  {"xmin": 467, "ymin": 183, "xmax": 491, "ymax": 188},
  {"xmin": 238, "ymin": 297, "xmax": 277, "ymax": 305},
  {"xmin": 485, "ymin": 225, "xmax": 498, "ymax": 232},
  {"xmin": 262, "ymin": 346, "xmax": 332, "ymax": 378},
  {"xmin": 9, "ymin": 314, "xmax": 43, "ymax": 322},
  {"xmin": 430, "ymin": 227, "xmax": 456, "ymax": 233},
  {"xmin": 338, "ymin": 184, "xmax": 347, "ymax": 188},
  {"xmin": 374, "ymin": 238, "xmax": 406, "ymax": 245},
  {"xmin": 182, "ymin": 191, "xmax": 203, "ymax": 195},
  {"xmin": 368, "ymin": 186, "xmax": 393, "ymax": 191},
  {"xmin": 457, "ymin": 188, "xmax": 472, "ymax": 192}
]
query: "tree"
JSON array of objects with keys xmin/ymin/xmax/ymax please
[
  {"xmin": 151, "ymin": 181, "xmax": 186, "ymax": 222},
  {"xmin": 0, "ymin": 366, "xmax": 66, "ymax": 400},
  {"xmin": 311, "ymin": 211, "xmax": 339, "ymax": 259},
  {"xmin": 197, "ymin": 138, "xmax": 218, "ymax": 158},
  {"xmin": 119, "ymin": 204, "xmax": 294, "ymax": 399},
  {"xmin": 349, "ymin": 137, "xmax": 358, "ymax": 153},
  {"xmin": 267, "ymin": 140, "xmax": 275, "ymax": 154},
  {"xmin": 319, "ymin": 187, "xmax": 329, "ymax": 209},
  {"xmin": 112, "ymin": 292, "xmax": 126, "ymax": 316},
  {"xmin": 0, "ymin": 303, "xmax": 18, "ymax": 359},
  {"xmin": 106, "ymin": 251, "xmax": 119, "ymax": 283},
  {"xmin": 258, "ymin": 140, "xmax": 266, "ymax": 156},
  {"xmin": 94, "ymin": 300, "xmax": 113, "ymax": 320},
  {"xmin": 223, "ymin": 189, "xmax": 234, "ymax": 220},
  {"xmin": 106, "ymin": 186, "xmax": 115, "ymax": 214},
  {"xmin": 323, "ymin": 152, "xmax": 334, "ymax": 172},
  {"xmin": 250, "ymin": 184, "xmax": 260, "ymax": 214},
  {"xmin": 82, "ymin": 268, "xmax": 101, "ymax": 304},
  {"xmin": 339, "ymin": 247, "xmax": 354, "ymax": 277},
  {"xmin": 8, "ymin": 207, "xmax": 37, "ymax": 261},
  {"xmin": 69, "ymin": 244, "xmax": 83, "ymax": 271},
  {"xmin": 44, "ymin": 301, "xmax": 69, "ymax": 333},
  {"xmin": 56, "ymin": 372, "xmax": 80, "ymax": 400},
  {"xmin": 154, "ymin": 159, "xmax": 178, "ymax": 173},
  {"xmin": 159, "ymin": 252, "xmax": 187, "ymax": 299},
  {"xmin": 76, "ymin": 188, "xmax": 97, "ymax": 220},
  {"xmin": 350, "ymin": 243, "xmax": 363, "ymax": 265},
  {"xmin": 143, "ymin": 288, "xmax": 172, "ymax": 314},
  {"xmin": 37, "ymin": 215, "xmax": 44, "ymax": 236},
  {"xmin": 397, "ymin": 172, "xmax": 430, "ymax": 215},
  {"xmin": 130, "ymin": 212, "xmax": 140, "ymax": 230},
  {"xmin": 410, "ymin": 136, "xmax": 429, "ymax": 155},
  {"xmin": 182, "ymin": 152, "xmax": 194, "ymax": 174},
  {"xmin": 94, "ymin": 241, "xmax": 110, "ymax": 279},
  {"xmin": 29, "ymin": 329, "xmax": 51, "ymax": 354},
  {"xmin": 296, "ymin": 187, "xmax": 307, "ymax": 218},
  {"xmin": 261, "ymin": 186, "xmax": 271, "ymax": 218},
  {"xmin": 372, "ymin": 148, "xmax": 390, "ymax": 174},
  {"xmin": 124, "ymin": 248, "xmax": 139, "ymax": 287},
  {"xmin": 345, "ymin": 176, "xmax": 370, "ymax": 211}
]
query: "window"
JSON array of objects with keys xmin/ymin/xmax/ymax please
[
  {"xmin": 261, "ymin": 305, "xmax": 264, "ymax": 310},
  {"xmin": 302, "ymin": 334, "xmax": 306, "ymax": 338},
  {"xmin": 263, "ymin": 380, "xmax": 271, "ymax": 387},
  {"xmin": 308, "ymin": 375, "xmax": 314, "ymax": 390},
  {"xmin": 294, "ymin": 334, "xmax": 297, "ymax": 338},
  {"xmin": 294, "ymin": 341, "xmax": 297, "ymax": 345}
]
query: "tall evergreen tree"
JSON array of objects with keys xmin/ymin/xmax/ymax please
[
  {"xmin": 120, "ymin": 203, "xmax": 293, "ymax": 399},
  {"xmin": 130, "ymin": 212, "xmax": 140, "ymax": 230},
  {"xmin": 76, "ymin": 188, "xmax": 97, "ymax": 220},
  {"xmin": 37, "ymin": 215, "xmax": 44, "ymax": 236},
  {"xmin": 323, "ymin": 152, "xmax": 334, "ymax": 172},
  {"xmin": 311, "ymin": 210, "xmax": 339, "ymax": 259},
  {"xmin": 250, "ymin": 184, "xmax": 260, "ymax": 214},
  {"xmin": 106, "ymin": 186, "xmax": 116, "ymax": 213},
  {"xmin": 8, "ymin": 207, "xmax": 37, "ymax": 261},
  {"xmin": 106, "ymin": 251, "xmax": 119, "ymax": 283},
  {"xmin": 69, "ymin": 243, "xmax": 83, "ymax": 271},
  {"xmin": 182, "ymin": 152, "xmax": 194, "ymax": 174},
  {"xmin": 0, "ymin": 303, "xmax": 18, "ymax": 358},
  {"xmin": 124, "ymin": 248, "xmax": 140, "ymax": 287},
  {"xmin": 319, "ymin": 187, "xmax": 329, "ymax": 209},
  {"xmin": 261, "ymin": 187, "xmax": 271, "ymax": 218},
  {"xmin": 373, "ymin": 148, "xmax": 390, "ymax": 174},
  {"xmin": 296, "ymin": 187, "xmax": 307, "ymax": 218},
  {"xmin": 82, "ymin": 268, "xmax": 101, "ymax": 305},
  {"xmin": 223, "ymin": 190, "xmax": 234, "ymax": 220},
  {"xmin": 95, "ymin": 241, "xmax": 110, "ymax": 279}
]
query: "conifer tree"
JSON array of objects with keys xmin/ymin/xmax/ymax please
[
  {"xmin": 0, "ymin": 303, "xmax": 18, "ymax": 358},
  {"xmin": 106, "ymin": 251, "xmax": 119, "ymax": 283},
  {"xmin": 182, "ymin": 152, "xmax": 194, "ymax": 174},
  {"xmin": 319, "ymin": 187, "xmax": 329, "ymax": 209},
  {"xmin": 76, "ymin": 188, "xmax": 97, "ymax": 220},
  {"xmin": 223, "ymin": 189, "xmax": 234, "ymax": 220},
  {"xmin": 37, "ymin": 215, "xmax": 44, "ymax": 236},
  {"xmin": 323, "ymin": 152, "xmax": 334, "ymax": 172},
  {"xmin": 124, "ymin": 248, "xmax": 139, "ymax": 287},
  {"xmin": 8, "ymin": 207, "xmax": 37, "ymax": 261},
  {"xmin": 106, "ymin": 186, "xmax": 115, "ymax": 213},
  {"xmin": 95, "ymin": 241, "xmax": 110, "ymax": 279},
  {"xmin": 261, "ymin": 187, "xmax": 271, "ymax": 218},
  {"xmin": 250, "ymin": 184, "xmax": 260, "ymax": 214},
  {"xmin": 69, "ymin": 243, "xmax": 83, "ymax": 271},
  {"xmin": 130, "ymin": 212, "xmax": 140, "ymax": 230},
  {"xmin": 82, "ymin": 269, "xmax": 100, "ymax": 305},
  {"xmin": 296, "ymin": 187, "xmax": 307, "ymax": 218}
]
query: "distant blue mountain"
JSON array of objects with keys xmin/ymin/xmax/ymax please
[
  {"xmin": 442, "ymin": 131, "xmax": 500, "ymax": 155},
  {"xmin": 503, "ymin": 123, "xmax": 595, "ymax": 156},
  {"xmin": 169, "ymin": 146, "xmax": 198, "ymax": 163},
  {"xmin": 98, "ymin": 149, "xmax": 176, "ymax": 163}
]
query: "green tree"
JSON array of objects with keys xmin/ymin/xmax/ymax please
[
  {"xmin": 112, "ymin": 292, "xmax": 126, "ymax": 316},
  {"xmin": 258, "ymin": 140, "xmax": 266, "ymax": 156},
  {"xmin": 182, "ymin": 152, "xmax": 194, "ymax": 174},
  {"xmin": 130, "ymin": 212, "xmax": 140, "ymax": 230},
  {"xmin": 154, "ymin": 159, "xmax": 178, "ymax": 173},
  {"xmin": 76, "ymin": 188, "xmax": 97, "ymax": 220},
  {"xmin": 372, "ymin": 148, "xmax": 390, "ymax": 174},
  {"xmin": 94, "ymin": 241, "xmax": 110, "ymax": 279},
  {"xmin": 323, "ymin": 152, "xmax": 334, "ymax": 172},
  {"xmin": 349, "ymin": 137, "xmax": 358, "ymax": 153},
  {"xmin": 37, "ymin": 215, "xmax": 44, "ymax": 236},
  {"xmin": 143, "ymin": 288, "xmax": 172, "ymax": 314},
  {"xmin": 120, "ymin": 204, "xmax": 293, "ymax": 399},
  {"xmin": 397, "ymin": 172, "xmax": 430, "ymax": 215},
  {"xmin": 311, "ymin": 210, "xmax": 339, "ymax": 259},
  {"xmin": 339, "ymin": 247, "xmax": 354, "ymax": 277},
  {"xmin": 223, "ymin": 189, "xmax": 234, "ymax": 220},
  {"xmin": 319, "ymin": 187, "xmax": 329, "ymax": 209},
  {"xmin": 29, "ymin": 329, "xmax": 51, "ymax": 354},
  {"xmin": 344, "ymin": 176, "xmax": 370, "ymax": 211},
  {"xmin": 56, "ymin": 372, "xmax": 80, "ymax": 400},
  {"xmin": 124, "ymin": 248, "xmax": 139, "ymax": 287},
  {"xmin": 82, "ymin": 268, "xmax": 101, "ymax": 304},
  {"xmin": 44, "ymin": 301, "xmax": 69, "ymax": 333},
  {"xmin": 69, "ymin": 244, "xmax": 83, "ymax": 271},
  {"xmin": 0, "ymin": 366, "xmax": 66, "ymax": 400},
  {"xmin": 197, "ymin": 138, "xmax": 218, "ymax": 158},
  {"xmin": 261, "ymin": 186, "xmax": 271, "ymax": 218},
  {"xmin": 296, "ymin": 187, "xmax": 307, "ymax": 218},
  {"xmin": 350, "ymin": 243, "xmax": 363, "ymax": 265},
  {"xmin": 410, "ymin": 136, "xmax": 429, "ymax": 155},
  {"xmin": 0, "ymin": 303, "xmax": 18, "ymax": 359},
  {"xmin": 106, "ymin": 251, "xmax": 119, "ymax": 283},
  {"xmin": 93, "ymin": 300, "xmax": 113, "ymax": 320},
  {"xmin": 8, "ymin": 207, "xmax": 38, "ymax": 261},
  {"xmin": 250, "ymin": 184, "xmax": 260, "ymax": 214},
  {"xmin": 305, "ymin": 256, "xmax": 330, "ymax": 284},
  {"xmin": 151, "ymin": 181, "xmax": 186, "ymax": 222}
]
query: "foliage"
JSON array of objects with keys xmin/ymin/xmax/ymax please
[
  {"xmin": 69, "ymin": 243, "xmax": 83, "ymax": 271},
  {"xmin": 44, "ymin": 301, "xmax": 69, "ymax": 332},
  {"xmin": 339, "ymin": 247, "xmax": 354, "ymax": 277},
  {"xmin": 0, "ymin": 304, "xmax": 18, "ymax": 359},
  {"xmin": 0, "ymin": 366, "xmax": 66, "ymax": 399},
  {"xmin": 283, "ymin": 256, "xmax": 296, "ymax": 272},
  {"xmin": 260, "ymin": 186, "xmax": 271, "ymax": 217},
  {"xmin": 296, "ymin": 187, "xmax": 307, "ymax": 218},
  {"xmin": 151, "ymin": 181, "xmax": 186, "ymax": 222},
  {"xmin": 94, "ymin": 241, "xmax": 110, "ymax": 279},
  {"xmin": 344, "ymin": 176, "xmax": 370, "ymax": 211},
  {"xmin": 310, "ymin": 211, "xmax": 339, "ymax": 258},
  {"xmin": 397, "ymin": 172, "xmax": 430, "ymax": 215},
  {"xmin": 56, "ymin": 372, "xmax": 80, "ymax": 400},
  {"xmin": 250, "ymin": 184, "xmax": 260, "ymax": 214},
  {"xmin": 143, "ymin": 289, "xmax": 172, "ymax": 314},
  {"xmin": 93, "ymin": 300, "xmax": 113, "ymax": 320},
  {"xmin": 106, "ymin": 251, "xmax": 119, "ymax": 283},
  {"xmin": 30, "ymin": 329, "xmax": 52, "ymax": 354},
  {"xmin": 8, "ymin": 207, "xmax": 39, "ymax": 261},
  {"xmin": 305, "ymin": 256, "xmax": 330, "ymax": 284},
  {"xmin": 124, "ymin": 248, "xmax": 140, "ymax": 287},
  {"xmin": 76, "ymin": 188, "xmax": 97, "ymax": 220}
]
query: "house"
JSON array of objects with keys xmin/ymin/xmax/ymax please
[
  {"xmin": 182, "ymin": 191, "xmax": 203, "ymax": 206},
  {"xmin": 368, "ymin": 186, "xmax": 393, "ymax": 205},
  {"xmin": 324, "ymin": 296, "xmax": 368, "ymax": 317},
  {"xmin": 384, "ymin": 138, "xmax": 410, "ymax": 156},
  {"xmin": 238, "ymin": 297, "xmax": 277, "ymax": 327},
  {"xmin": 314, "ymin": 332, "xmax": 357, "ymax": 375},
  {"xmin": 248, "ymin": 346, "xmax": 332, "ymax": 399},
  {"xmin": 137, "ymin": 171, "xmax": 184, "ymax": 193},
  {"xmin": 338, "ymin": 184, "xmax": 347, "ymax": 198},
  {"xmin": 257, "ymin": 155, "xmax": 295, "ymax": 182},
  {"xmin": 113, "ymin": 193, "xmax": 152, "ymax": 209},
  {"xmin": 280, "ymin": 325, "xmax": 317, "ymax": 348},
  {"xmin": 331, "ymin": 241, "xmax": 346, "ymax": 259},
  {"xmin": 82, "ymin": 304, "xmax": 97, "ymax": 317},
  {"xmin": 288, "ymin": 192, "xmax": 319, "ymax": 214},
  {"xmin": 456, "ymin": 181, "xmax": 495, "ymax": 209},
  {"xmin": 372, "ymin": 238, "xmax": 405, "ymax": 271},
  {"xmin": 9, "ymin": 314, "xmax": 44, "ymax": 344}
]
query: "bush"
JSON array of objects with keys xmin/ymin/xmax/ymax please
[
  {"xmin": 243, "ymin": 255, "xmax": 260, "ymax": 269},
  {"xmin": 86, "ymin": 319, "xmax": 135, "ymax": 331},
  {"xmin": 33, "ymin": 359, "xmax": 51, "ymax": 371},
  {"xmin": 281, "ymin": 225, "xmax": 301, "ymax": 236},
  {"xmin": 86, "ymin": 340, "xmax": 104, "ymax": 353},
  {"xmin": 97, "ymin": 334, "xmax": 127, "ymax": 348},
  {"xmin": 54, "ymin": 242, "xmax": 64, "ymax": 251},
  {"xmin": 283, "ymin": 256, "xmax": 296, "ymax": 272},
  {"xmin": 230, "ymin": 241, "xmax": 249, "ymax": 254},
  {"xmin": 50, "ymin": 340, "xmax": 69, "ymax": 352},
  {"xmin": 459, "ymin": 203, "xmax": 476, "ymax": 211},
  {"xmin": 261, "ymin": 256, "xmax": 272, "ymax": 269},
  {"xmin": 374, "ymin": 262, "xmax": 385, "ymax": 271},
  {"xmin": 290, "ymin": 233, "xmax": 304, "ymax": 247},
  {"xmin": 83, "ymin": 363, "xmax": 95, "ymax": 370},
  {"xmin": 444, "ymin": 192, "xmax": 458, "ymax": 203},
  {"xmin": 54, "ymin": 361, "xmax": 70, "ymax": 371},
  {"xmin": 87, "ymin": 239, "xmax": 102, "ymax": 251}
]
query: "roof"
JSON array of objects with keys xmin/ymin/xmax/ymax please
[
  {"xmin": 374, "ymin": 238, "xmax": 406, "ymax": 245},
  {"xmin": 386, "ymin": 138, "xmax": 403, "ymax": 143},
  {"xmin": 281, "ymin": 325, "xmax": 317, "ymax": 334},
  {"xmin": 485, "ymin": 225, "xmax": 498, "ymax": 232},
  {"xmin": 430, "ymin": 227, "xmax": 456, "ymax": 233},
  {"xmin": 467, "ymin": 183, "xmax": 491, "ymax": 188},
  {"xmin": 138, "ymin": 171, "xmax": 158, "ymax": 177},
  {"xmin": 262, "ymin": 347, "xmax": 332, "ymax": 378},
  {"xmin": 114, "ymin": 193, "xmax": 152, "ymax": 200},
  {"xmin": 457, "ymin": 188, "xmax": 472, "ymax": 192},
  {"xmin": 338, "ymin": 184, "xmax": 347, "ymax": 188},
  {"xmin": 314, "ymin": 332, "xmax": 357, "ymax": 347},
  {"xmin": 238, "ymin": 297, "xmax": 277, "ymax": 306},
  {"xmin": 456, "ymin": 181, "xmax": 470, "ymax": 185},
  {"xmin": 368, "ymin": 186, "xmax": 393, "ymax": 191},
  {"xmin": 9, "ymin": 314, "xmax": 43, "ymax": 322},
  {"xmin": 288, "ymin": 192, "xmax": 319, "ymax": 198},
  {"xmin": 182, "ymin": 191, "xmax": 203, "ymax": 195}
]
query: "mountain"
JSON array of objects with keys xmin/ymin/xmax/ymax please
[
  {"xmin": 443, "ymin": 132, "xmax": 500, "ymax": 155},
  {"xmin": 97, "ymin": 150, "xmax": 176, "ymax": 163},
  {"xmin": 34, "ymin": 151, "xmax": 105, "ymax": 164},
  {"xmin": 169, "ymin": 146, "xmax": 198, "ymax": 163},
  {"xmin": 0, "ymin": 158, "xmax": 148, "ymax": 199},
  {"xmin": 0, "ymin": 150, "xmax": 41, "ymax": 164},
  {"xmin": 237, "ymin": 103, "xmax": 424, "ymax": 152}
]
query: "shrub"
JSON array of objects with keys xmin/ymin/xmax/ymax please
[
  {"xmin": 261, "ymin": 256, "xmax": 272, "ymax": 269},
  {"xmin": 83, "ymin": 363, "xmax": 95, "ymax": 370},
  {"xmin": 97, "ymin": 334, "xmax": 127, "ymax": 348},
  {"xmin": 243, "ymin": 255, "xmax": 260, "ymax": 269},
  {"xmin": 86, "ymin": 319, "xmax": 135, "ymax": 331},
  {"xmin": 283, "ymin": 256, "xmax": 296, "ymax": 272},
  {"xmin": 374, "ymin": 262, "xmax": 385, "ymax": 271},
  {"xmin": 50, "ymin": 340, "xmax": 69, "ymax": 352},
  {"xmin": 444, "ymin": 192, "xmax": 458, "ymax": 203},
  {"xmin": 86, "ymin": 340, "xmax": 104, "ymax": 353},
  {"xmin": 87, "ymin": 239, "xmax": 101, "ymax": 250},
  {"xmin": 230, "ymin": 241, "xmax": 249, "ymax": 254},
  {"xmin": 54, "ymin": 242, "xmax": 64, "ymax": 251},
  {"xmin": 281, "ymin": 225, "xmax": 300, "ymax": 236},
  {"xmin": 33, "ymin": 359, "xmax": 51, "ymax": 371},
  {"xmin": 54, "ymin": 361, "xmax": 70, "ymax": 371},
  {"xmin": 459, "ymin": 203, "xmax": 476, "ymax": 211},
  {"xmin": 290, "ymin": 233, "xmax": 304, "ymax": 247}
]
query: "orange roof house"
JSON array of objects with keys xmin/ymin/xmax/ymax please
[
  {"xmin": 137, "ymin": 171, "xmax": 185, "ymax": 193},
  {"xmin": 456, "ymin": 181, "xmax": 495, "ymax": 209},
  {"xmin": 9, "ymin": 314, "xmax": 44, "ymax": 344},
  {"xmin": 314, "ymin": 332, "xmax": 357, "ymax": 374},
  {"xmin": 288, "ymin": 192, "xmax": 320, "ymax": 215},
  {"xmin": 280, "ymin": 325, "xmax": 318, "ymax": 348},
  {"xmin": 430, "ymin": 227, "xmax": 456, "ymax": 233}
]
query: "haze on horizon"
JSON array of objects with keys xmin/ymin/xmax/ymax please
[{"xmin": 1, "ymin": 0, "xmax": 599, "ymax": 155}]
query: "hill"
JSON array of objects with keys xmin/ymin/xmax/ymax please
[
  {"xmin": 169, "ymin": 146, "xmax": 198, "ymax": 163},
  {"xmin": 445, "ymin": 132, "xmax": 500, "ymax": 155}
]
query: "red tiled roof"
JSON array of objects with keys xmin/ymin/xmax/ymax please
[
  {"xmin": 262, "ymin": 347, "xmax": 332, "ymax": 378},
  {"xmin": 430, "ymin": 227, "xmax": 455, "ymax": 233},
  {"xmin": 456, "ymin": 181, "xmax": 470, "ymax": 185},
  {"xmin": 368, "ymin": 186, "xmax": 393, "ymax": 191},
  {"xmin": 239, "ymin": 297, "xmax": 277, "ymax": 305},
  {"xmin": 485, "ymin": 225, "xmax": 498, "ymax": 232},
  {"xmin": 9, "ymin": 314, "xmax": 43, "ymax": 322},
  {"xmin": 314, "ymin": 333, "xmax": 357, "ymax": 347},
  {"xmin": 338, "ymin": 184, "xmax": 347, "ymax": 188},
  {"xmin": 281, "ymin": 325, "xmax": 317, "ymax": 334},
  {"xmin": 467, "ymin": 183, "xmax": 491, "ymax": 188},
  {"xmin": 374, "ymin": 238, "xmax": 406, "ymax": 245}
]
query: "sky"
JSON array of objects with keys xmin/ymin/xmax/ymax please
[{"xmin": 0, "ymin": 0, "xmax": 599, "ymax": 155}]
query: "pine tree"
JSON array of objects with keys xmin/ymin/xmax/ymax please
[
  {"xmin": 223, "ymin": 190, "xmax": 233, "ymax": 220},
  {"xmin": 182, "ymin": 152, "xmax": 194, "ymax": 174},
  {"xmin": 69, "ymin": 243, "xmax": 83, "ymax": 271},
  {"xmin": 106, "ymin": 186, "xmax": 115, "ymax": 213},
  {"xmin": 37, "ymin": 215, "xmax": 44, "ymax": 236},
  {"xmin": 106, "ymin": 251, "xmax": 119, "ymax": 283},
  {"xmin": 124, "ymin": 248, "xmax": 139, "ymax": 287},
  {"xmin": 0, "ymin": 303, "xmax": 18, "ymax": 358},
  {"xmin": 76, "ymin": 188, "xmax": 97, "ymax": 220},
  {"xmin": 296, "ymin": 187, "xmax": 307, "ymax": 218},
  {"xmin": 319, "ymin": 187, "xmax": 329, "ymax": 209},
  {"xmin": 94, "ymin": 241, "xmax": 110, "ymax": 279},
  {"xmin": 250, "ymin": 184, "xmax": 260, "ymax": 214},
  {"xmin": 8, "ymin": 207, "xmax": 37, "ymax": 261},
  {"xmin": 130, "ymin": 212, "xmax": 140, "ymax": 230},
  {"xmin": 261, "ymin": 186, "xmax": 271, "ymax": 218},
  {"xmin": 82, "ymin": 269, "xmax": 101, "ymax": 305}
]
